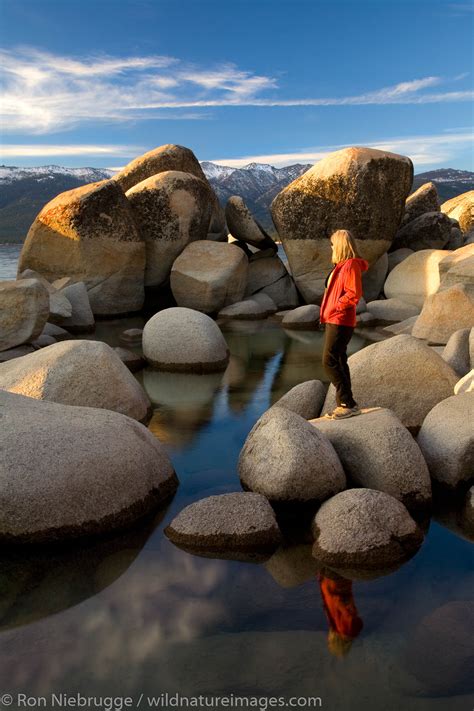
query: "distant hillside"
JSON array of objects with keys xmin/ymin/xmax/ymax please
[{"xmin": 1, "ymin": 163, "xmax": 473, "ymax": 244}]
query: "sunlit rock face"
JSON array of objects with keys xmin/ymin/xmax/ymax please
[
  {"xmin": 17, "ymin": 180, "xmax": 145, "ymax": 316},
  {"xmin": 114, "ymin": 143, "xmax": 225, "ymax": 240},
  {"xmin": 441, "ymin": 190, "xmax": 474, "ymax": 234},
  {"xmin": 271, "ymin": 147, "xmax": 413, "ymax": 303},
  {"xmin": 384, "ymin": 248, "xmax": 450, "ymax": 308},
  {"xmin": 126, "ymin": 172, "xmax": 213, "ymax": 289},
  {"xmin": 0, "ymin": 391, "xmax": 178, "ymax": 544},
  {"xmin": 0, "ymin": 339, "xmax": 151, "ymax": 422}
]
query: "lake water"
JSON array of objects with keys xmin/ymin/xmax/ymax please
[{"xmin": 0, "ymin": 245, "xmax": 473, "ymax": 710}]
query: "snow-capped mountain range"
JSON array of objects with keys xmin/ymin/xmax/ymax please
[{"xmin": 0, "ymin": 162, "xmax": 473, "ymax": 243}]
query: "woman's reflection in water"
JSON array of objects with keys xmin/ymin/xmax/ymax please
[{"xmin": 318, "ymin": 571, "xmax": 363, "ymax": 658}]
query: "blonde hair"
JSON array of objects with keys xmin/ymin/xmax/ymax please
[{"xmin": 330, "ymin": 229, "xmax": 360, "ymax": 264}]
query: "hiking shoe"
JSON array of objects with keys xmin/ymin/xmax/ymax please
[{"xmin": 329, "ymin": 405, "xmax": 361, "ymax": 419}]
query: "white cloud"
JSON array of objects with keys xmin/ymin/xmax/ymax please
[
  {"xmin": 0, "ymin": 144, "xmax": 139, "ymax": 158},
  {"xmin": 0, "ymin": 47, "xmax": 472, "ymax": 135},
  {"xmin": 211, "ymin": 130, "xmax": 474, "ymax": 168}
]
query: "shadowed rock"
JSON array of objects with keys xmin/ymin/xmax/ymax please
[{"xmin": 0, "ymin": 279, "xmax": 49, "ymax": 351}]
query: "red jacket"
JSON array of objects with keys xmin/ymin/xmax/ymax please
[{"xmin": 319, "ymin": 257, "xmax": 369, "ymax": 327}]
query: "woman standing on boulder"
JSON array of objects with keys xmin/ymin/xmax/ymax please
[{"xmin": 319, "ymin": 229, "xmax": 369, "ymax": 419}]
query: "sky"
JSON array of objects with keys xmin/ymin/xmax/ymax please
[{"xmin": 0, "ymin": 0, "xmax": 473, "ymax": 172}]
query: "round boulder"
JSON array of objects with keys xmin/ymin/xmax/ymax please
[
  {"xmin": 113, "ymin": 143, "xmax": 207, "ymax": 192},
  {"xmin": 393, "ymin": 211, "xmax": 453, "ymax": 251},
  {"xmin": 387, "ymin": 248, "xmax": 414, "ymax": 273},
  {"xmin": 17, "ymin": 180, "xmax": 145, "ymax": 316},
  {"xmin": 282, "ymin": 305, "xmax": 320, "ymax": 330},
  {"xmin": 321, "ymin": 334, "xmax": 459, "ymax": 433},
  {"xmin": 170, "ymin": 240, "xmax": 248, "ymax": 313},
  {"xmin": 126, "ymin": 171, "xmax": 213, "ymax": 288},
  {"xmin": 0, "ymin": 339, "xmax": 151, "ymax": 422},
  {"xmin": 0, "ymin": 390, "xmax": 178, "ymax": 544},
  {"xmin": 384, "ymin": 249, "xmax": 450, "ymax": 308},
  {"xmin": 311, "ymin": 488, "xmax": 424, "ymax": 576},
  {"xmin": 417, "ymin": 392, "xmax": 474, "ymax": 488},
  {"xmin": 310, "ymin": 407, "xmax": 432, "ymax": 511},
  {"xmin": 238, "ymin": 407, "xmax": 346, "ymax": 505},
  {"xmin": 365, "ymin": 298, "xmax": 420, "ymax": 324},
  {"xmin": 454, "ymin": 370, "xmax": 474, "ymax": 394},
  {"xmin": 0, "ymin": 279, "xmax": 49, "ymax": 352},
  {"xmin": 411, "ymin": 283, "xmax": 474, "ymax": 344},
  {"xmin": 164, "ymin": 492, "xmax": 282, "ymax": 560},
  {"xmin": 218, "ymin": 299, "xmax": 269, "ymax": 320},
  {"xmin": 270, "ymin": 146, "xmax": 413, "ymax": 303},
  {"xmin": 143, "ymin": 307, "xmax": 229, "ymax": 372},
  {"xmin": 441, "ymin": 190, "xmax": 474, "ymax": 234}
]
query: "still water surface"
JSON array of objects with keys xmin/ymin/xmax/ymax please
[{"xmin": 0, "ymin": 246, "xmax": 473, "ymax": 710}]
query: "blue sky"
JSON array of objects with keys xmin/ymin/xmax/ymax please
[{"xmin": 0, "ymin": 0, "xmax": 473, "ymax": 171}]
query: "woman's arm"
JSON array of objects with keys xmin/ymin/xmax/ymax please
[{"xmin": 336, "ymin": 262, "xmax": 363, "ymax": 309}]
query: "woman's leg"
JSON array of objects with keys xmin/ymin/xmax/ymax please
[{"xmin": 323, "ymin": 324, "xmax": 356, "ymax": 407}]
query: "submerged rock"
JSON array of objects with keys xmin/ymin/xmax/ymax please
[
  {"xmin": 238, "ymin": 407, "xmax": 346, "ymax": 505},
  {"xmin": 0, "ymin": 339, "xmax": 151, "ymax": 422},
  {"xmin": 0, "ymin": 279, "xmax": 49, "ymax": 352},
  {"xmin": 218, "ymin": 299, "xmax": 270, "ymax": 320},
  {"xmin": 311, "ymin": 407, "xmax": 432, "ymax": 512},
  {"xmin": 417, "ymin": 392, "xmax": 474, "ymax": 488},
  {"xmin": 143, "ymin": 307, "xmax": 229, "ymax": 372},
  {"xmin": 311, "ymin": 488, "xmax": 424, "ymax": 576},
  {"xmin": 271, "ymin": 146, "xmax": 413, "ymax": 302},
  {"xmin": 165, "ymin": 492, "xmax": 282, "ymax": 560},
  {"xmin": 282, "ymin": 305, "xmax": 320, "ymax": 330},
  {"xmin": 0, "ymin": 391, "xmax": 178, "ymax": 544}
]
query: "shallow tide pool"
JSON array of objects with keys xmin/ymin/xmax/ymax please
[{"xmin": 0, "ymin": 249, "xmax": 473, "ymax": 710}]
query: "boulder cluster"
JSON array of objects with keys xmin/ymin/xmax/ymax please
[{"xmin": 1, "ymin": 142, "xmax": 473, "ymax": 555}]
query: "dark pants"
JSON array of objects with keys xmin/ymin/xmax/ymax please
[{"xmin": 322, "ymin": 324, "xmax": 357, "ymax": 408}]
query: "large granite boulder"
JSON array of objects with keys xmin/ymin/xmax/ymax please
[
  {"xmin": 401, "ymin": 182, "xmax": 439, "ymax": 226},
  {"xmin": 310, "ymin": 408, "xmax": 432, "ymax": 511},
  {"xmin": 411, "ymin": 284, "xmax": 474, "ymax": 344},
  {"xmin": 0, "ymin": 391, "xmax": 178, "ymax": 544},
  {"xmin": 0, "ymin": 339, "xmax": 151, "ymax": 422},
  {"xmin": 311, "ymin": 488, "xmax": 424, "ymax": 577},
  {"xmin": 384, "ymin": 249, "xmax": 450, "ymax": 308},
  {"xmin": 164, "ymin": 492, "xmax": 282, "ymax": 560},
  {"xmin": 322, "ymin": 334, "xmax": 459, "ymax": 433},
  {"xmin": 225, "ymin": 196, "xmax": 277, "ymax": 251},
  {"xmin": 272, "ymin": 380, "xmax": 327, "ymax": 420},
  {"xmin": 126, "ymin": 171, "xmax": 213, "ymax": 288},
  {"xmin": 113, "ymin": 143, "xmax": 207, "ymax": 192},
  {"xmin": 170, "ymin": 240, "xmax": 248, "ymax": 313},
  {"xmin": 439, "ymin": 254, "xmax": 474, "ymax": 295},
  {"xmin": 0, "ymin": 279, "xmax": 49, "ymax": 351},
  {"xmin": 270, "ymin": 147, "xmax": 413, "ymax": 302},
  {"xmin": 441, "ymin": 190, "xmax": 474, "ymax": 234},
  {"xmin": 393, "ymin": 211, "xmax": 453, "ymax": 251},
  {"xmin": 238, "ymin": 407, "xmax": 346, "ymax": 505},
  {"xmin": 438, "ymin": 243, "xmax": 474, "ymax": 279},
  {"xmin": 441, "ymin": 327, "xmax": 472, "ymax": 376},
  {"xmin": 17, "ymin": 180, "xmax": 145, "ymax": 316},
  {"xmin": 143, "ymin": 307, "xmax": 229, "ymax": 372},
  {"xmin": 417, "ymin": 392, "xmax": 474, "ymax": 487}
]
